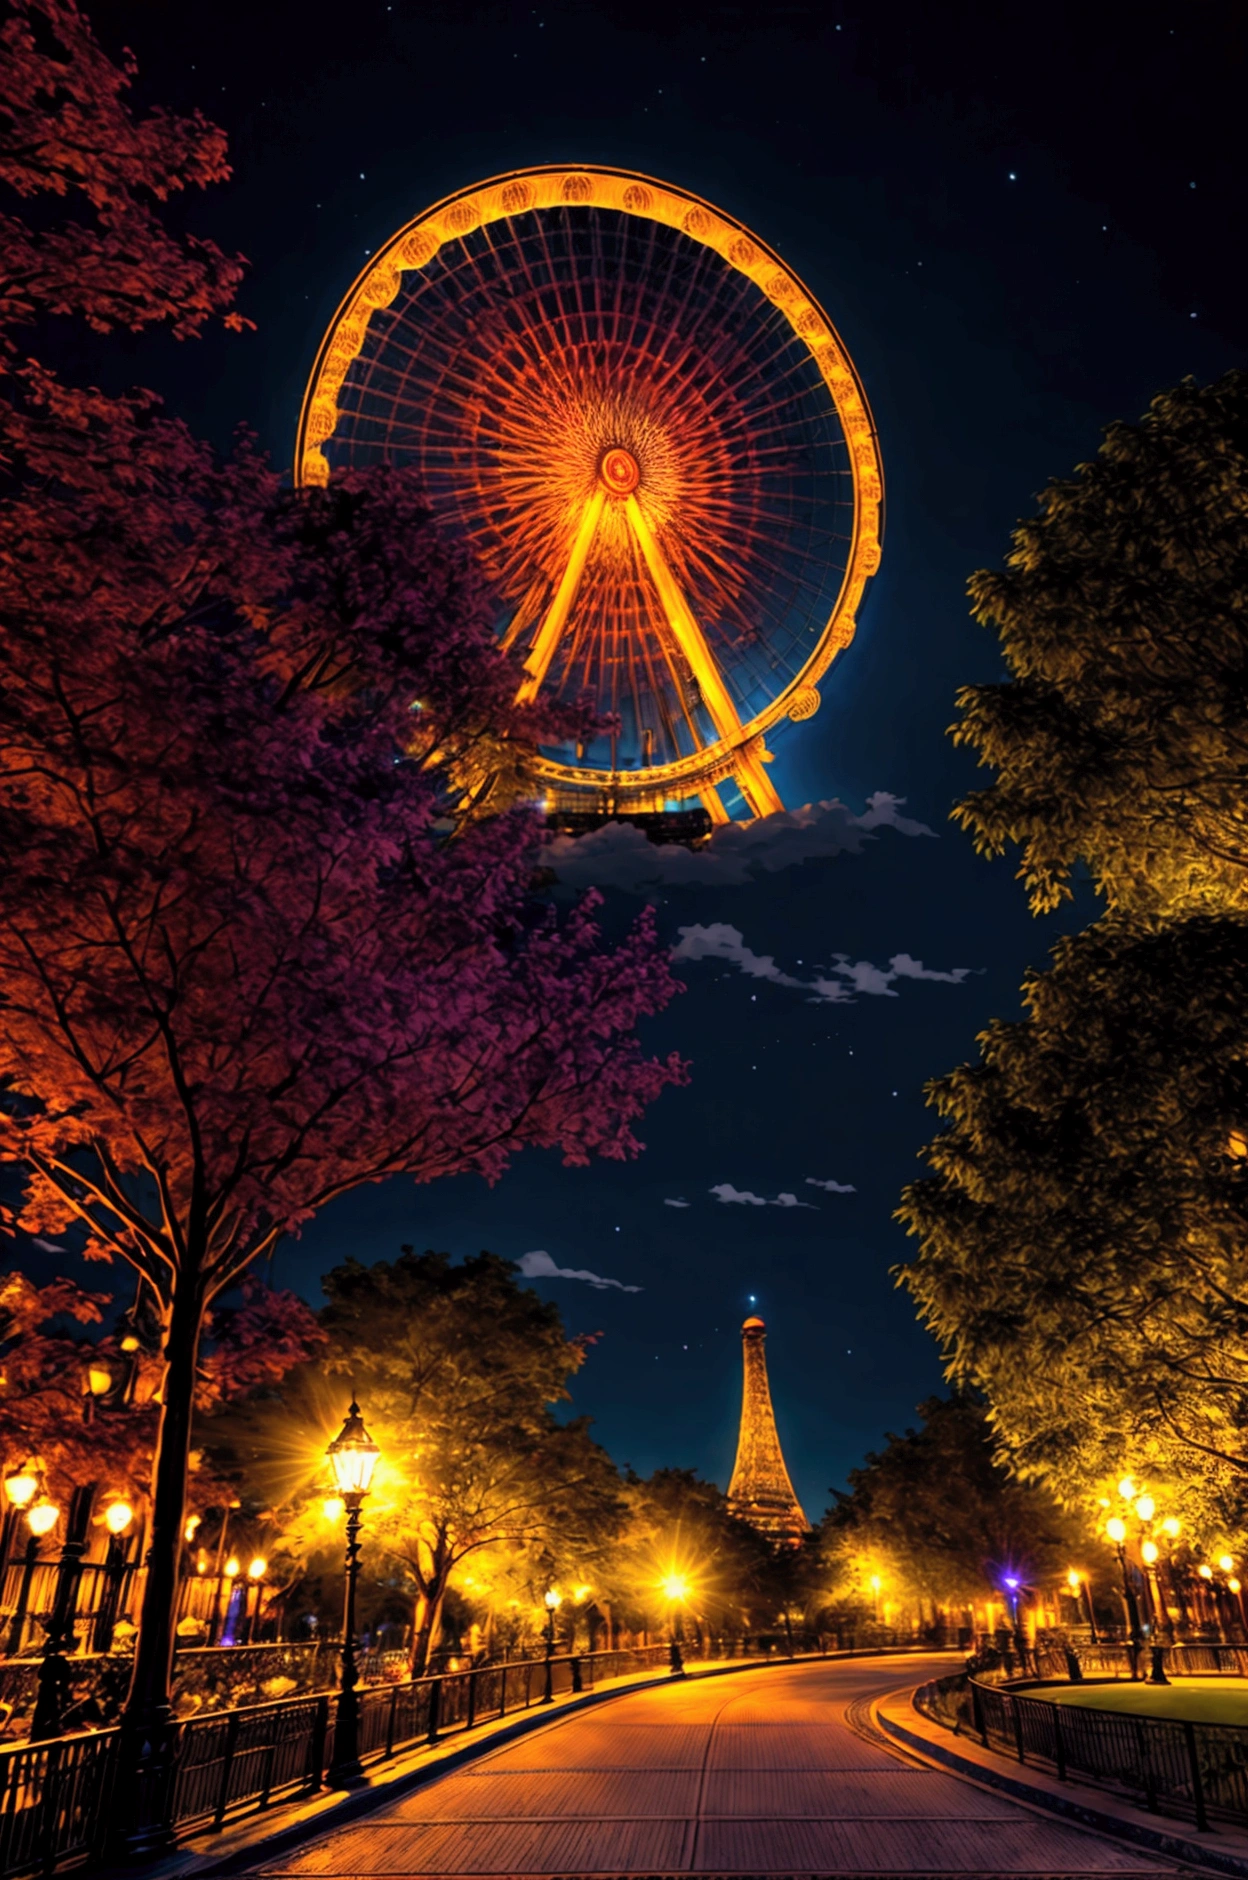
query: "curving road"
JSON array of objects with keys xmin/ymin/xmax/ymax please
[{"xmin": 254, "ymin": 1654, "xmax": 1183, "ymax": 1877}]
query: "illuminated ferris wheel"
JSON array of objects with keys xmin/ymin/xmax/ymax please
[{"xmin": 296, "ymin": 165, "xmax": 883, "ymax": 821}]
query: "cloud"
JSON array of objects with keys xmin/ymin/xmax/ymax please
[
  {"xmin": 663, "ymin": 1197, "xmax": 690, "ymax": 1208},
  {"xmin": 541, "ymin": 793, "xmax": 935, "ymax": 894},
  {"xmin": 710, "ymin": 1183, "xmax": 816, "ymax": 1209},
  {"xmin": 806, "ymin": 1177, "xmax": 857, "ymax": 1194},
  {"xmin": 516, "ymin": 1249, "xmax": 642, "ymax": 1293},
  {"xmin": 676, "ymin": 924, "xmax": 976, "ymax": 1005},
  {"xmin": 30, "ymin": 1237, "xmax": 65, "ymax": 1254}
]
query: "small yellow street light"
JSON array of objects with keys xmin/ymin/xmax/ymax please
[
  {"xmin": 184, "ymin": 1514, "xmax": 202, "ymax": 1542},
  {"xmin": 224, "ymin": 1555, "xmax": 240, "ymax": 1579},
  {"xmin": 5, "ymin": 1464, "xmax": 39, "ymax": 1510},
  {"xmin": 105, "ymin": 1501, "xmax": 133, "ymax": 1535},
  {"xmin": 1066, "ymin": 1568, "xmax": 1082, "ymax": 1588},
  {"xmin": 247, "ymin": 1556, "xmax": 267, "ymax": 1580},
  {"xmin": 322, "ymin": 1496, "xmax": 345, "ymax": 1524},
  {"xmin": 27, "ymin": 1498, "xmax": 59, "ymax": 1537},
  {"xmin": 86, "ymin": 1363, "xmax": 112, "ymax": 1399},
  {"xmin": 1141, "ymin": 1539, "xmax": 1159, "ymax": 1564},
  {"xmin": 1117, "ymin": 1477, "xmax": 1137, "ymax": 1501},
  {"xmin": 1135, "ymin": 1495, "xmax": 1156, "ymax": 1522},
  {"xmin": 1161, "ymin": 1516, "xmax": 1181, "ymax": 1538},
  {"xmin": 1219, "ymin": 1554, "xmax": 1235, "ymax": 1574},
  {"xmin": 1199, "ymin": 1564, "xmax": 1214, "ymax": 1581},
  {"xmin": 1106, "ymin": 1516, "xmax": 1127, "ymax": 1544}
]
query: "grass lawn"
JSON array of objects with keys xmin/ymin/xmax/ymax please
[{"xmin": 1044, "ymin": 1677, "xmax": 1248, "ymax": 1726}]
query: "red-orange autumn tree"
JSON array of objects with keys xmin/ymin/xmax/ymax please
[{"xmin": 0, "ymin": 0, "xmax": 684, "ymax": 1796}]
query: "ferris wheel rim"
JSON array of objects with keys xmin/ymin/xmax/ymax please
[{"xmin": 294, "ymin": 164, "xmax": 884, "ymax": 798}]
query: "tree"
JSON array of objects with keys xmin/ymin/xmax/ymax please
[
  {"xmin": 951, "ymin": 370, "xmax": 1248, "ymax": 919},
  {"xmin": 607, "ymin": 1467, "xmax": 773, "ymax": 1639},
  {"xmin": 897, "ymin": 916, "xmax": 1248, "ymax": 1538},
  {"xmin": 0, "ymin": 0, "xmax": 683, "ymax": 1771},
  {"xmin": 208, "ymin": 1252, "xmax": 628, "ymax": 1673},
  {"xmin": 822, "ymin": 1395, "xmax": 1104, "ymax": 1622}
]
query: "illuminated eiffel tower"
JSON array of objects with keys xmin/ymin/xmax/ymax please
[{"xmin": 726, "ymin": 1316, "xmax": 808, "ymax": 1543}]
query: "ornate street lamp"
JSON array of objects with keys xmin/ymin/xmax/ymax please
[
  {"xmin": 1066, "ymin": 1567, "xmax": 1099, "ymax": 1644},
  {"xmin": 1106, "ymin": 1516, "xmax": 1143, "ymax": 1677},
  {"xmin": 6, "ymin": 1475, "xmax": 52, "ymax": 1658},
  {"xmin": 325, "ymin": 1400, "xmax": 381, "ymax": 1785},
  {"xmin": 661, "ymin": 1574, "xmax": 690, "ymax": 1676},
  {"xmin": 541, "ymin": 1588, "xmax": 562, "ymax": 1703},
  {"xmin": 96, "ymin": 1500, "xmax": 135, "ymax": 1654}
]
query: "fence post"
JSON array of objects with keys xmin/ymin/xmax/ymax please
[
  {"xmin": 308, "ymin": 1695, "xmax": 329, "ymax": 1792},
  {"xmin": 1010, "ymin": 1695, "xmax": 1026, "ymax": 1765},
  {"xmin": 971, "ymin": 1679, "xmax": 988, "ymax": 1747},
  {"xmin": 426, "ymin": 1677, "xmax": 442, "ymax": 1747},
  {"xmin": 466, "ymin": 1671, "xmax": 477, "ymax": 1731},
  {"xmin": 34, "ymin": 1740, "xmax": 65, "ymax": 1874},
  {"xmin": 385, "ymin": 1684, "xmax": 400, "ymax": 1758},
  {"xmin": 212, "ymin": 1711, "xmax": 242, "ymax": 1832},
  {"xmin": 1183, "ymin": 1721, "xmax": 1209, "ymax": 1833},
  {"xmin": 571, "ymin": 1655, "xmax": 583, "ymax": 1695},
  {"xmin": 1052, "ymin": 1704, "xmax": 1066, "ymax": 1781},
  {"xmin": 498, "ymin": 1664, "xmax": 507, "ymax": 1719}
]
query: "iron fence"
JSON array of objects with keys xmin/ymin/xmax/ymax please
[
  {"xmin": 916, "ymin": 1669, "xmax": 1248, "ymax": 1832},
  {"xmin": 0, "ymin": 1641, "xmax": 686, "ymax": 1878}
]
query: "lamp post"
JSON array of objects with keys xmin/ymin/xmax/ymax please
[
  {"xmin": 1106, "ymin": 1516, "xmax": 1143, "ymax": 1677},
  {"xmin": 1002, "ymin": 1576, "xmax": 1028, "ymax": 1667},
  {"xmin": 96, "ymin": 1500, "xmax": 135, "ymax": 1654},
  {"xmin": 541, "ymin": 1588, "xmax": 562, "ymax": 1702},
  {"xmin": 1, "ymin": 1462, "xmax": 39, "ymax": 1600},
  {"xmin": 661, "ymin": 1575, "xmax": 689, "ymax": 1676},
  {"xmin": 325, "ymin": 1400, "xmax": 380, "ymax": 1787},
  {"xmin": 206, "ymin": 1498, "xmax": 241, "ymax": 1647},
  {"xmin": 1067, "ymin": 1568, "xmax": 1099, "ymax": 1644},
  {"xmin": 245, "ymin": 1557, "xmax": 267, "ymax": 1643},
  {"xmin": 31, "ymin": 1483, "xmax": 97, "ymax": 1741},
  {"xmin": 8, "ymin": 1493, "xmax": 58, "ymax": 1658}
]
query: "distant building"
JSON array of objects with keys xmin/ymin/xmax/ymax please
[{"xmin": 726, "ymin": 1316, "xmax": 808, "ymax": 1544}]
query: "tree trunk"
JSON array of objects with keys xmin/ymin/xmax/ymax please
[
  {"xmin": 112, "ymin": 1271, "xmax": 204, "ymax": 1853},
  {"xmin": 410, "ymin": 1570, "xmax": 450, "ymax": 1676}
]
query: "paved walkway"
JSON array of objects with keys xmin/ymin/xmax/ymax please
[
  {"xmin": 244, "ymin": 1661, "xmax": 1187, "ymax": 1880},
  {"xmin": 248, "ymin": 1654, "xmax": 1193, "ymax": 1876}
]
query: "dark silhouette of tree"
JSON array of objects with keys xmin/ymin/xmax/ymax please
[
  {"xmin": 822, "ymin": 1395, "xmax": 1104, "ymax": 1616},
  {"xmin": 0, "ymin": 0, "xmax": 683, "ymax": 1780},
  {"xmin": 898, "ymin": 918, "xmax": 1248, "ymax": 1535},
  {"xmin": 952, "ymin": 370, "xmax": 1248, "ymax": 918}
]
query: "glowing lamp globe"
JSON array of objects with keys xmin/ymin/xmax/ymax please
[
  {"xmin": 543, "ymin": 1588, "xmax": 562, "ymax": 1612},
  {"xmin": 224, "ymin": 1555, "xmax": 240, "ymax": 1579},
  {"xmin": 1134, "ymin": 1495, "xmax": 1155, "ymax": 1522},
  {"xmin": 326, "ymin": 1401, "xmax": 381, "ymax": 1501},
  {"xmin": 661, "ymin": 1575, "xmax": 690, "ymax": 1603},
  {"xmin": 5, "ymin": 1465, "xmax": 39, "ymax": 1510},
  {"xmin": 1106, "ymin": 1517, "xmax": 1127, "ymax": 1544},
  {"xmin": 322, "ymin": 1496, "xmax": 346, "ymax": 1525},
  {"xmin": 1141, "ymin": 1540, "xmax": 1159, "ymax": 1565},
  {"xmin": 1066, "ymin": 1569, "xmax": 1081, "ymax": 1589},
  {"xmin": 105, "ymin": 1501, "xmax": 133, "ymax": 1535},
  {"xmin": 86, "ymin": 1363, "xmax": 112, "ymax": 1398},
  {"xmin": 1219, "ymin": 1554, "xmax": 1235, "ymax": 1573},
  {"xmin": 27, "ymin": 1499, "xmax": 58, "ymax": 1537},
  {"xmin": 247, "ymin": 1556, "xmax": 267, "ymax": 1581},
  {"xmin": 1161, "ymin": 1516, "xmax": 1182, "ymax": 1537},
  {"xmin": 1199, "ymin": 1564, "xmax": 1214, "ymax": 1581},
  {"xmin": 1117, "ymin": 1477, "xmax": 1137, "ymax": 1501}
]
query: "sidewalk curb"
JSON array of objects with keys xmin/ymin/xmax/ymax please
[
  {"xmin": 874, "ymin": 1691, "xmax": 1248, "ymax": 1880},
  {"xmin": 129, "ymin": 1647, "xmax": 933, "ymax": 1880}
]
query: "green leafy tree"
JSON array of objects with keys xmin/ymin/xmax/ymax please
[
  {"xmin": 211, "ymin": 1251, "xmax": 626, "ymax": 1673},
  {"xmin": 822, "ymin": 1395, "xmax": 1105, "ymax": 1620},
  {"xmin": 898, "ymin": 918, "xmax": 1248, "ymax": 1537},
  {"xmin": 952, "ymin": 369, "xmax": 1248, "ymax": 918}
]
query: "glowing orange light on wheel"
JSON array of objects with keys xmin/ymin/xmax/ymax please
[{"xmin": 297, "ymin": 166, "xmax": 883, "ymax": 820}]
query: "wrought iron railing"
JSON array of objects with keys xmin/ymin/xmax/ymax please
[{"xmin": 916, "ymin": 1665, "xmax": 1248, "ymax": 1833}]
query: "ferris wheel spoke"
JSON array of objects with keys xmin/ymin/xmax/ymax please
[
  {"xmin": 623, "ymin": 494, "xmax": 782, "ymax": 818},
  {"xmin": 515, "ymin": 486, "xmax": 607, "ymax": 704}
]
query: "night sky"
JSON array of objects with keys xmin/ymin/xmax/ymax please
[{"xmin": 69, "ymin": 0, "xmax": 1246, "ymax": 1518}]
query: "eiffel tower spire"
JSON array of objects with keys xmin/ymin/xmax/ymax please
[{"xmin": 726, "ymin": 1316, "xmax": 807, "ymax": 1543}]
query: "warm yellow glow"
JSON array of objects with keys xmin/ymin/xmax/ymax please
[
  {"xmin": 1219, "ymin": 1553, "xmax": 1235, "ymax": 1573},
  {"xmin": 573, "ymin": 1584, "xmax": 591, "ymax": 1603},
  {"xmin": 184, "ymin": 1515, "xmax": 201, "ymax": 1541},
  {"xmin": 1229, "ymin": 1129, "xmax": 1248, "ymax": 1158},
  {"xmin": 516, "ymin": 487, "xmax": 607, "ymax": 703},
  {"xmin": 224, "ymin": 1555, "xmax": 240, "ymax": 1578},
  {"xmin": 86, "ymin": 1364, "xmax": 112, "ymax": 1397},
  {"xmin": 1134, "ymin": 1495, "xmax": 1155, "ymax": 1522},
  {"xmin": 1232, "ymin": 1579, "xmax": 1242, "ymax": 1595},
  {"xmin": 27, "ymin": 1499, "xmax": 58, "ymax": 1537},
  {"xmin": 1199, "ymin": 1564, "xmax": 1214, "ymax": 1580},
  {"xmin": 1066, "ymin": 1568, "xmax": 1082, "ymax": 1589},
  {"xmin": 1141, "ymin": 1539, "xmax": 1159, "ymax": 1564},
  {"xmin": 326, "ymin": 1402, "xmax": 381, "ymax": 1498},
  {"xmin": 1106, "ymin": 1517, "xmax": 1127, "ymax": 1544},
  {"xmin": 120, "ymin": 1333, "xmax": 140, "ymax": 1353},
  {"xmin": 196, "ymin": 1551, "xmax": 207, "ymax": 1574},
  {"xmin": 5, "ymin": 1466, "xmax": 38, "ymax": 1509},
  {"xmin": 247, "ymin": 1556, "xmax": 267, "ymax": 1580},
  {"xmin": 1117, "ymin": 1476, "xmax": 1137, "ymax": 1501},
  {"xmin": 322, "ymin": 1496, "xmax": 345, "ymax": 1524},
  {"xmin": 869, "ymin": 1573, "xmax": 882, "ymax": 1592},
  {"xmin": 661, "ymin": 1575, "xmax": 690, "ymax": 1603},
  {"xmin": 1161, "ymin": 1516, "xmax": 1181, "ymax": 1537},
  {"xmin": 543, "ymin": 1587, "xmax": 562, "ymax": 1611},
  {"xmin": 105, "ymin": 1501, "xmax": 133, "ymax": 1535}
]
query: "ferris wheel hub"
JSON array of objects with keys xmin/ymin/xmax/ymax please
[{"xmin": 599, "ymin": 446, "xmax": 640, "ymax": 495}]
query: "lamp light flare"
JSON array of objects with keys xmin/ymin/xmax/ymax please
[
  {"xmin": 1161, "ymin": 1515, "xmax": 1182, "ymax": 1537},
  {"xmin": 248, "ymin": 1556, "xmax": 267, "ymax": 1580},
  {"xmin": 322, "ymin": 1496, "xmax": 346, "ymax": 1524},
  {"xmin": 1106, "ymin": 1516, "xmax": 1127, "ymax": 1544},
  {"xmin": 544, "ymin": 1587, "xmax": 562, "ymax": 1611},
  {"xmin": 661, "ymin": 1574, "xmax": 690, "ymax": 1603},
  {"xmin": 1066, "ymin": 1568, "xmax": 1082, "ymax": 1588},
  {"xmin": 1134, "ymin": 1494, "xmax": 1156, "ymax": 1522},
  {"xmin": 105, "ymin": 1501, "xmax": 133, "ymax": 1535},
  {"xmin": 86, "ymin": 1364, "xmax": 112, "ymax": 1397},
  {"xmin": 27, "ymin": 1499, "xmax": 58, "ymax": 1537},
  {"xmin": 1117, "ymin": 1476, "xmax": 1137, "ymax": 1501},
  {"xmin": 224, "ymin": 1555, "xmax": 240, "ymax": 1579},
  {"xmin": 1219, "ymin": 1553, "xmax": 1235, "ymax": 1573},
  {"xmin": 1141, "ymin": 1539, "xmax": 1159, "ymax": 1564},
  {"xmin": 1199, "ymin": 1564, "xmax": 1214, "ymax": 1580},
  {"xmin": 4, "ymin": 1466, "xmax": 38, "ymax": 1510},
  {"xmin": 327, "ymin": 1401, "xmax": 381, "ymax": 1500},
  {"xmin": 184, "ymin": 1515, "xmax": 201, "ymax": 1541}
]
